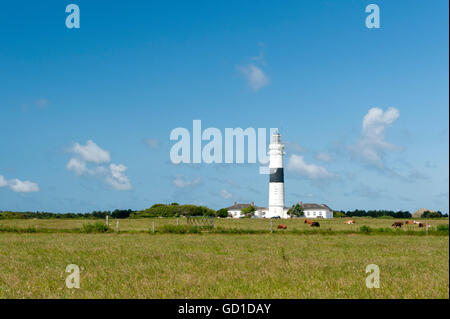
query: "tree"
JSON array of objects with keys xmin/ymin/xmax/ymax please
[
  {"xmin": 423, "ymin": 211, "xmax": 442, "ymax": 218},
  {"xmin": 288, "ymin": 204, "xmax": 304, "ymax": 217},
  {"xmin": 111, "ymin": 209, "xmax": 133, "ymax": 219},
  {"xmin": 241, "ymin": 205, "xmax": 256, "ymax": 218},
  {"xmin": 333, "ymin": 211, "xmax": 346, "ymax": 218},
  {"xmin": 216, "ymin": 208, "xmax": 229, "ymax": 218}
]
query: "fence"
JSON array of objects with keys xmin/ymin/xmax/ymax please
[{"xmin": 187, "ymin": 216, "xmax": 214, "ymax": 229}]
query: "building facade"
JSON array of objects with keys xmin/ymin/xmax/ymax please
[
  {"xmin": 226, "ymin": 202, "xmax": 267, "ymax": 218},
  {"xmin": 302, "ymin": 203, "xmax": 333, "ymax": 219}
]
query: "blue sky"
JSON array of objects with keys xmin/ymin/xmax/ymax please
[{"xmin": 0, "ymin": 0, "xmax": 448, "ymax": 213}]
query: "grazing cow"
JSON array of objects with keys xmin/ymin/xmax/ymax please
[
  {"xmin": 405, "ymin": 221, "xmax": 415, "ymax": 225},
  {"xmin": 277, "ymin": 224, "xmax": 287, "ymax": 230},
  {"xmin": 392, "ymin": 222, "xmax": 403, "ymax": 228},
  {"xmin": 311, "ymin": 222, "xmax": 320, "ymax": 227},
  {"xmin": 413, "ymin": 221, "xmax": 420, "ymax": 225},
  {"xmin": 304, "ymin": 219, "xmax": 313, "ymax": 225},
  {"xmin": 418, "ymin": 223, "xmax": 428, "ymax": 228},
  {"xmin": 345, "ymin": 220, "xmax": 355, "ymax": 225}
]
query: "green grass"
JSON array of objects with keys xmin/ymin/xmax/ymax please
[
  {"xmin": 0, "ymin": 217, "xmax": 448, "ymax": 232},
  {"xmin": 0, "ymin": 232, "xmax": 447, "ymax": 298},
  {"xmin": 1, "ymin": 217, "xmax": 448, "ymax": 238}
]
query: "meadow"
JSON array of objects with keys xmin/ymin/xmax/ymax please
[
  {"xmin": 1, "ymin": 217, "xmax": 448, "ymax": 232},
  {"xmin": 0, "ymin": 218, "xmax": 448, "ymax": 299}
]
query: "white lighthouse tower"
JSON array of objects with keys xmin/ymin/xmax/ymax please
[{"xmin": 267, "ymin": 131, "xmax": 287, "ymax": 218}]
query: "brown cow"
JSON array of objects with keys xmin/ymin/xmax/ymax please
[
  {"xmin": 311, "ymin": 222, "xmax": 320, "ymax": 227},
  {"xmin": 405, "ymin": 221, "xmax": 415, "ymax": 225},
  {"xmin": 392, "ymin": 222, "xmax": 403, "ymax": 228},
  {"xmin": 304, "ymin": 219, "xmax": 313, "ymax": 225},
  {"xmin": 277, "ymin": 224, "xmax": 287, "ymax": 230},
  {"xmin": 345, "ymin": 219, "xmax": 355, "ymax": 225},
  {"xmin": 418, "ymin": 223, "xmax": 428, "ymax": 228}
]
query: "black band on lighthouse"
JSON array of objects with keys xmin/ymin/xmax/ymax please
[{"xmin": 270, "ymin": 168, "xmax": 284, "ymax": 183}]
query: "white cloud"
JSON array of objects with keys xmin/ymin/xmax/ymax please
[
  {"xmin": 8, "ymin": 179, "xmax": 39, "ymax": 193},
  {"xmin": 70, "ymin": 140, "xmax": 110, "ymax": 164},
  {"xmin": 66, "ymin": 140, "xmax": 131, "ymax": 191},
  {"xmin": 0, "ymin": 174, "xmax": 39, "ymax": 193},
  {"xmin": 285, "ymin": 141, "xmax": 305, "ymax": 153},
  {"xmin": 144, "ymin": 138, "xmax": 159, "ymax": 150},
  {"xmin": 239, "ymin": 64, "xmax": 270, "ymax": 91},
  {"xmin": 66, "ymin": 158, "xmax": 88, "ymax": 175},
  {"xmin": 316, "ymin": 152, "xmax": 332, "ymax": 162},
  {"xmin": 287, "ymin": 154, "xmax": 335, "ymax": 180},
  {"xmin": 0, "ymin": 175, "xmax": 7, "ymax": 187},
  {"xmin": 173, "ymin": 176, "xmax": 201, "ymax": 188},
  {"xmin": 352, "ymin": 107, "xmax": 400, "ymax": 168},
  {"xmin": 106, "ymin": 164, "xmax": 132, "ymax": 190},
  {"xmin": 220, "ymin": 189, "xmax": 233, "ymax": 199}
]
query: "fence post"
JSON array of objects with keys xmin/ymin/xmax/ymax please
[
  {"xmin": 106, "ymin": 215, "xmax": 109, "ymax": 227},
  {"xmin": 212, "ymin": 216, "xmax": 214, "ymax": 228},
  {"xmin": 177, "ymin": 218, "xmax": 179, "ymax": 226},
  {"xmin": 116, "ymin": 219, "xmax": 119, "ymax": 233},
  {"xmin": 152, "ymin": 221, "xmax": 155, "ymax": 233}
]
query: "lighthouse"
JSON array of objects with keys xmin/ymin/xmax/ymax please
[{"xmin": 267, "ymin": 131, "xmax": 287, "ymax": 218}]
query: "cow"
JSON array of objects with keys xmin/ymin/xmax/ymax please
[
  {"xmin": 345, "ymin": 219, "xmax": 355, "ymax": 225},
  {"xmin": 277, "ymin": 224, "xmax": 287, "ymax": 230},
  {"xmin": 418, "ymin": 223, "xmax": 428, "ymax": 228},
  {"xmin": 311, "ymin": 222, "xmax": 320, "ymax": 227},
  {"xmin": 405, "ymin": 221, "xmax": 415, "ymax": 225},
  {"xmin": 304, "ymin": 219, "xmax": 313, "ymax": 225},
  {"xmin": 392, "ymin": 222, "xmax": 403, "ymax": 228}
]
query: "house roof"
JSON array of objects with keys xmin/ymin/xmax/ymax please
[
  {"xmin": 302, "ymin": 203, "xmax": 332, "ymax": 211},
  {"xmin": 226, "ymin": 203, "xmax": 266, "ymax": 210}
]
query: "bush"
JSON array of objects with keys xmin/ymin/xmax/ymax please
[
  {"xmin": 81, "ymin": 222, "xmax": 111, "ymax": 233},
  {"xmin": 0, "ymin": 225, "xmax": 37, "ymax": 233},
  {"xmin": 423, "ymin": 211, "xmax": 442, "ymax": 218},
  {"xmin": 133, "ymin": 204, "xmax": 216, "ymax": 218},
  {"xmin": 437, "ymin": 224, "xmax": 449, "ymax": 232},
  {"xmin": 216, "ymin": 208, "xmax": 229, "ymax": 218},
  {"xmin": 360, "ymin": 225, "xmax": 373, "ymax": 233},
  {"xmin": 333, "ymin": 211, "xmax": 346, "ymax": 218}
]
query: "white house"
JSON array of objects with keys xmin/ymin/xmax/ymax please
[
  {"xmin": 301, "ymin": 203, "xmax": 333, "ymax": 219},
  {"xmin": 226, "ymin": 202, "xmax": 268, "ymax": 218},
  {"xmin": 226, "ymin": 202, "xmax": 295, "ymax": 218}
]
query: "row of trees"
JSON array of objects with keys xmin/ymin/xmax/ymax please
[
  {"xmin": 333, "ymin": 209, "xmax": 448, "ymax": 218},
  {"xmin": 333, "ymin": 210, "xmax": 412, "ymax": 218},
  {"xmin": 131, "ymin": 204, "xmax": 217, "ymax": 218},
  {"xmin": 1, "ymin": 205, "xmax": 447, "ymax": 220},
  {"xmin": 422, "ymin": 211, "xmax": 447, "ymax": 218},
  {"xmin": 0, "ymin": 209, "xmax": 135, "ymax": 219}
]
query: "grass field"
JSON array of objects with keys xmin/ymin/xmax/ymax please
[
  {"xmin": 1, "ymin": 217, "xmax": 448, "ymax": 232},
  {"xmin": 0, "ymin": 218, "xmax": 448, "ymax": 299}
]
